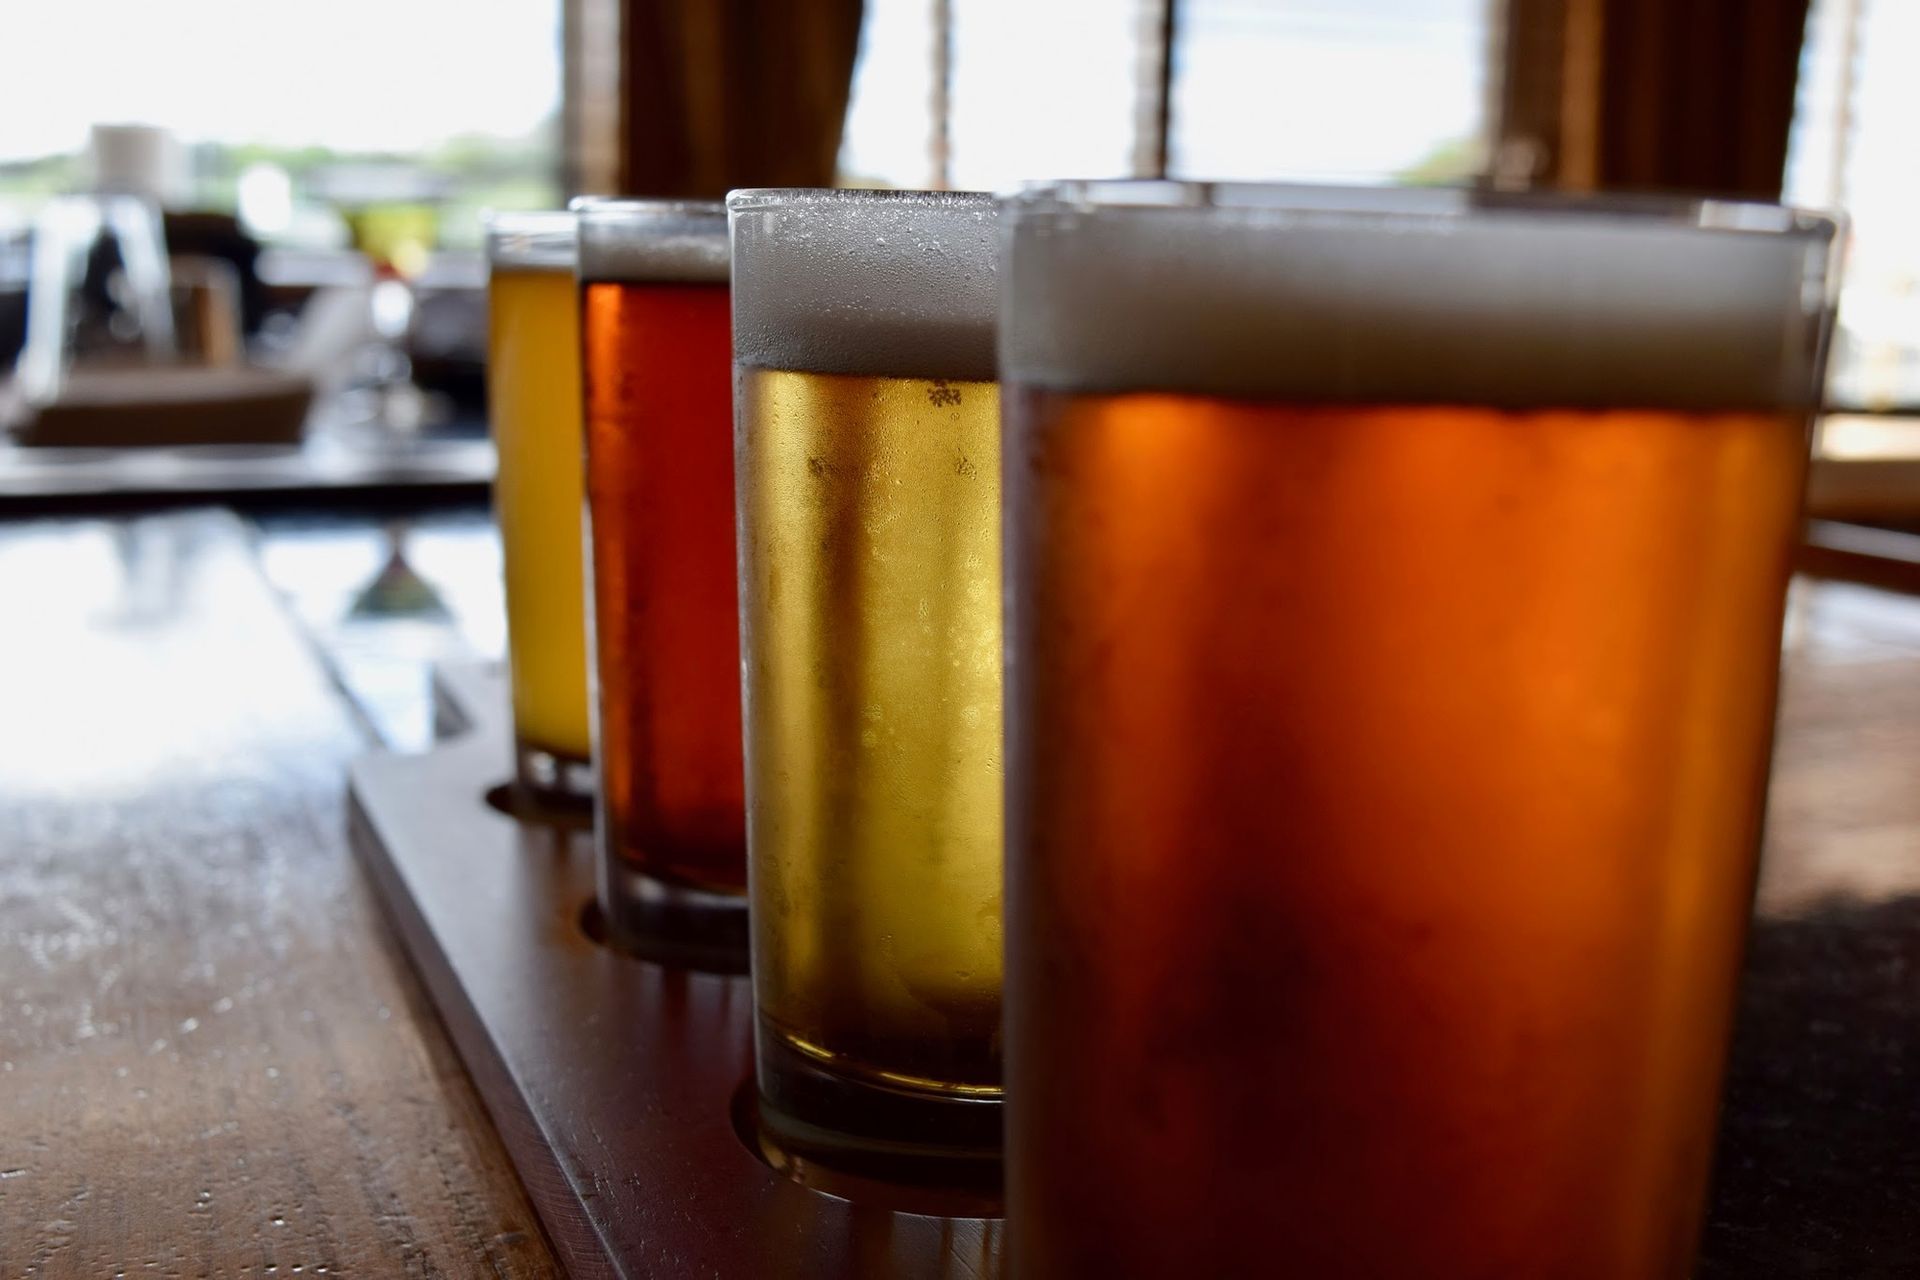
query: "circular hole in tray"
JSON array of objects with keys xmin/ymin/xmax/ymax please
[
  {"xmin": 579, "ymin": 897, "xmax": 612, "ymax": 947},
  {"xmin": 577, "ymin": 897, "xmax": 750, "ymax": 977},
  {"xmin": 729, "ymin": 1078, "xmax": 1005, "ymax": 1219},
  {"xmin": 484, "ymin": 780, "xmax": 593, "ymax": 831}
]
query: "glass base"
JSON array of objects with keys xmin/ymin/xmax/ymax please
[
  {"xmin": 510, "ymin": 740, "xmax": 594, "ymax": 825},
  {"xmin": 751, "ymin": 1019, "xmax": 1003, "ymax": 1211},
  {"xmin": 598, "ymin": 858, "xmax": 749, "ymax": 974}
]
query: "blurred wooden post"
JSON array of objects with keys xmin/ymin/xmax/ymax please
[
  {"xmin": 1130, "ymin": 0, "xmax": 1177, "ymax": 179},
  {"xmin": 930, "ymin": 0, "xmax": 952, "ymax": 189},
  {"xmin": 609, "ymin": 0, "xmax": 864, "ymax": 197},
  {"xmin": 1495, "ymin": 0, "xmax": 1812, "ymax": 198},
  {"xmin": 563, "ymin": 0, "xmax": 625, "ymax": 195}
]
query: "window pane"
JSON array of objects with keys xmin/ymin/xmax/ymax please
[
  {"xmin": 840, "ymin": 0, "xmax": 1144, "ymax": 189},
  {"xmin": 0, "ymin": 0, "xmax": 561, "ymax": 244},
  {"xmin": 950, "ymin": 0, "xmax": 1141, "ymax": 189},
  {"xmin": 838, "ymin": 0, "xmax": 940, "ymax": 186},
  {"xmin": 1786, "ymin": 0, "xmax": 1920, "ymax": 413},
  {"xmin": 1169, "ymin": 0, "xmax": 1490, "ymax": 185}
]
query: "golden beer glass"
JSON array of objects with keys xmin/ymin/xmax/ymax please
[{"xmin": 729, "ymin": 189, "xmax": 1003, "ymax": 1192}]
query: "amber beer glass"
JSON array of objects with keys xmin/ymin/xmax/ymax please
[
  {"xmin": 999, "ymin": 183, "xmax": 1838, "ymax": 1277},
  {"xmin": 574, "ymin": 199, "xmax": 746, "ymax": 968},
  {"xmin": 484, "ymin": 213, "xmax": 591, "ymax": 804},
  {"xmin": 729, "ymin": 190, "xmax": 1003, "ymax": 1178}
]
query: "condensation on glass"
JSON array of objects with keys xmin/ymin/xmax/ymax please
[
  {"xmin": 728, "ymin": 188, "xmax": 1004, "ymax": 1198},
  {"xmin": 997, "ymin": 180, "xmax": 1839, "ymax": 1279},
  {"xmin": 483, "ymin": 211, "xmax": 592, "ymax": 807},
  {"xmin": 573, "ymin": 197, "xmax": 746, "ymax": 971}
]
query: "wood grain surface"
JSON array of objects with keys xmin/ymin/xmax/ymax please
[{"xmin": 0, "ymin": 510, "xmax": 557, "ymax": 1278}]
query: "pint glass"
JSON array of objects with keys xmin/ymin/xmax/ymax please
[
  {"xmin": 999, "ymin": 183, "xmax": 1838, "ymax": 1276},
  {"xmin": 729, "ymin": 190, "xmax": 1003, "ymax": 1180},
  {"xmin": 575, "ymin": 199, "xmax": 745, "ymax": 969},
  {"xmin": 484, "ymin": 212, "xmax": 591, "ymax": 805}
]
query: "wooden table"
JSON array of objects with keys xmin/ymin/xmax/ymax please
[
  {"xmin": 0, "ymin": 507, "xmax": 1915, "ymax": 1277},
  {"xmin": 0, "ymin": 510, "xmax": 557, "ymax": 1277}
]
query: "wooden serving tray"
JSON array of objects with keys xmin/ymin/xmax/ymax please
[
  {"xmin": 348, "ymin": 641, "xmax": 1920, "ymax": 1277},
  {"xmin": 347, "ymin": 664, "xmax": 1003, "ymax": 1278}
]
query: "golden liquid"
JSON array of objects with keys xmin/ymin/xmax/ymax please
[
  {"xmin": 1003, "ymin": 393, "xmax": 1810, "ymax": 1278},
  {"xmin": 738, "ymin": 368, "xmax": 1004, "ymax": 1095},
  {"xmin": 486, "ymin": 266, "xmax": 590, "ymax": 762}
]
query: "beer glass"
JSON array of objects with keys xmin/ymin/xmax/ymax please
[
  {"xmin": 484, "ymin": 212, "xmax": 591, "ymax": 806},
  {"xmin": 999, "ymin": 182, "xmax": 1838, "ymax": 1277},
  {"xmin": 575, "ymin": 199, "xmax": 746, "ymax": 970},
  {"xmin": 729, "ymin": 189, "xmax": 1003, "ymax": 1183}
]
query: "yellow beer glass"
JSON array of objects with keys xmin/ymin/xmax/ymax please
[{"xmin": 484, "ymin": 212, "xmax": 592, "ymax": 804}]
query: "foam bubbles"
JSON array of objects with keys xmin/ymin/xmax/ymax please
[
  {"xmin": 484, "ymin": 210, "xmax": 574, "ymax": 273},
  {"xmin": 1001, "ymin": 182, "xmax": 1837, "ymax": 410},
  {"xmin": 574, "ymin": 198, "xmax": 728, "ymax": 284},
  {"xmin": 729, "ymin": 189, "xmax": 997, "ymax": 382}
]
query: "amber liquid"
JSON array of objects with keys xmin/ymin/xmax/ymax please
[
  {"xmin": 737, "ymin": 368, "xmax": 1004, "ymax": 1098},
  {"xmin": 581, "ymin": 281, "xmax": 744, "ymax": 891},
  {"xmin": 487, "ymin": 265, "xmax": 591, "ymax": 772},
  {"xmin": 1003, "ymin": 393, "xmax": 1809, "ymax": 1277}
]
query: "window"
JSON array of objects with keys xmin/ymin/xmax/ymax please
[
  {"xmin": 0, "ymin": 0, "xmax": 563, "ymax": 248},
  {"xmin": 838, "ymin": 0, "xmax": 1494, "ymax": 190},
  {"xmin": 840, "ymin": 0, "xmax": 1148, "ymax": 189},
  {"xmin": 949, "ymin": 0, "xmax": 1142, "ymax": 189},
  {"xmin": 1787, "ymin": 0, "xmax": 1920, "ymax": 416},
  {"xmin": 838, "ymin": 0, "xmax": 946, "ymax": 186},
  {"xmin": 1169, "ymin": 0, "xmax": 1490, "ymax": 184}
]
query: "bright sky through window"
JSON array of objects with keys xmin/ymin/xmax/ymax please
[
  {"xmin": 1172, "ymin": 0, "xmax": 1487, "ymax": 182},
  {"xmin": 1786, "ymin": 0, "xmax": 1920, "ymax": 410},
  {"xmin": 838, "ymin": 0, "xmax": 1490, "ymax": 190},
  {"xmin": 0, "ymin": 0, "xmax": 560, "ymax": 162}
]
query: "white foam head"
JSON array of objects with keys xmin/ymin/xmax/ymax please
[
  {"xmin": 484, "ymin": 210, "xmax": 575, "ymax": 273},
  {"xmin": 728, "ymin": 189, "xmax": 997, "ymax": 382},
  {"xmin": 1000, "ymin": 182, "xmax": 1839, "ymax": 410},
  {"xmin": 573, "ymin": 198, "xmax": 728, "ymax": 283}
]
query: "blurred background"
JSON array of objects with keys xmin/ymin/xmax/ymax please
[
  {"xmin": 2, "ymin": 1, "xmax": 1917, "ymax": 482},
  {"xmin": 0, "ymin": 0, "xmax": 1915, "ymax": 741}
]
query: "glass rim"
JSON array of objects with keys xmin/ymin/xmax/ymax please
[
  {"xmin": 726, "ymin": 186, "xmax": 994, "ymax": 214},
  {"xmin": 569, "ymin": 195, "xmax": 728, "ymax": 221},
  {"xmin": 1005, "ymin": 179, "xmax": 1839, "ymax": 242},
  {"xmin": 483, "ymin": 209, "xmax": 575, "ymax": 270}
]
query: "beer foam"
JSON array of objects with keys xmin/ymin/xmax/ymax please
[
  {"xmin": 729, "ymin": 189, "xmax": 997, "ymax": 382},
  {"xmin": 484, "ymin": 210, "xmax": 574, "ymax": 273},
  {"xmin": 574, "ymin": 198, "xmax": 729, "ymax": 283},
  {"xmin": 1001, "ymin": 183, "xmax": 1838, "ymax": 410}
]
